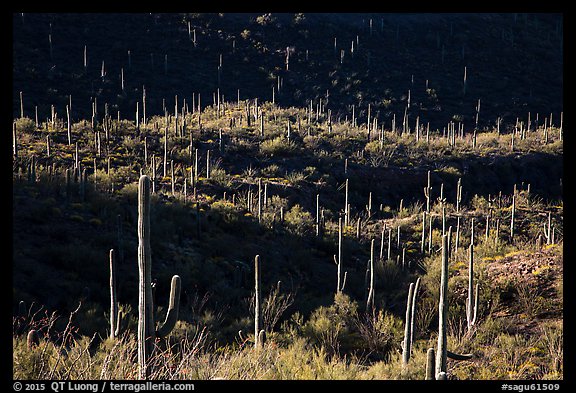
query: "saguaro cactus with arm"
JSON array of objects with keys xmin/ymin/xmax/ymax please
[{"xmin": 137, "ymin": 175, "xmax": 181, "ymax": 379}]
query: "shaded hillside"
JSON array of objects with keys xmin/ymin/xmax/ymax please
[{"xmin": 13, "ymin": 13, "xmax": 562, "ymax": 129}]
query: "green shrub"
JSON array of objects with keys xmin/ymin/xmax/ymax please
[
  {"xmin": 303, "ymin": 292, "xmax": 358, "ymax": 356},
  {"xmin": 15, "ymin": 117, "xmax": 36, "ymax": 133},
  {"xmin": 284, "ymin": 204, "xmax": 314, "ymax": 236},
  {"xmin": 261, "ymin": 164, "xmax": 281, "ymax": 178},
  {"xmin": 260, "ymin": 136, "xmax": 296, "ymax": 156}
]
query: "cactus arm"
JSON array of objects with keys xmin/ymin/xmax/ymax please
[
  {"xmin": 446, "ymin": 350, "xmax": 473, "ymax": 360},
  {"xmin": 472, "ymin": 283, "xmax": 479, "ymax": 326},
  {"xmin": 156, "ymin": 275, "xmax": 181, "ymax": 338}
]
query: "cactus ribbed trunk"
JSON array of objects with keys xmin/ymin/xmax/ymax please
[
  {"xmin": 428, "ymin": 214, "xmax": 433, "ymax": 254},
  {"xmin": 436, "ymin": 234, "xmax": 449, "ymax": 379},
  {"xmin": 13, "ymin": 121, "xmax": 18, "ymax": 159},
  {"xmin": 254, "ymin": 255, "xmax": 261, "ymax": 348},
  {"xmin": 138, "ymin": 175, "xmax": 154, "ymax": 379},
  {"xmin": 425, "ymin": 170, "xmax": 431, "ymax": 213},
  {"xmin": 366, "ymin": 239, "xmax": 375, "ymax": 313},
  {"xmin": 344, "ymin": 179, "xmax": 349, "ymax": 227},
  {"xmin": 426, "ymin": 348, "xmax": 436, "ymax": 380},
  {"xmin": 316, "ymin": 194, "xmax": 320, "ymax": 237},
  {"xmin": 206, "ymin": 150, "xmax": 211, "ymax": 179},
  {"xmin": 421, "ymin": 212, "xmax": 426, "ymax": 253},
  {"xmin": 410, "ymin": 277, "xmax": 421, "ymax": 346},
  {"xmin": 467, "ymin": 244, "xmax": 474, "ymax": 331},
  {"xmin": 510, "ymin": 194, "xmax": 515, "ymax": 240},
  {"xmin": 258, "ymin": 179, "xmax": 262, "ymax": 223},
  {"xmin": 387, "ymin": 228, "xmax": 392, "ymax": 261},
  {"xmin": 163, "ymin": 127, "xmax": 168, "ymax": 178},
  {"xmin": 456, "ymin": 178, "xmax": 462, "ymax": 212},
  {"xmin": 109, "ymin": 249, "xmax": 118, "ymax": 339},
  {"xmin": 455, "ymin": 216, "xmax": 461, "ymax": 252},
  {"xmin": 380, "ymin": 225, "xmax": 386, "ymax": 260},
  {"xmin": 67, "ymin": 105, "xmax": 71, "ymax": 146},
  {"xmin": 402, "ymin": 282, "xmax": 415, "ymax": 365},
  {"xmin": 337, "ymin": 218, "xmax": 343, "ymax": 293}
]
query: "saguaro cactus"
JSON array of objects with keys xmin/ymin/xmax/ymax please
[
  {"xmin": 366, "ymin": 239, "xmax": 375, "ymax": 313},
  {"xmin": 254, "ymin": 255, "xmax": 261, "ymax": 348},
  {"xmin": 424, "ymin": 170, "xmax": 432, "ymax": 213},
  {"xmin": 544, "ymin": 212, "xmax": 552, "ymax": 244},
  {"xmin": 12, "ymin": 121, "xmax": 17, "ymax": 159},
  {"xmin": 426, "ymin": 348, "xmax": 435, "ymax": 380},
  {"xmin": 455, "ymin": 216, "xmax": 461, "ymax": 252},
  {"xmin": 137, "ymin": 175, "xmax": 181, "ymax": 379},
  {"xmin": 456, "ymin": 178, "xmax": 462, "ymax": 212},
  {"xmin": 436, "ymin": 234, "xmax": 449, "ymax": 378},
  {"xmin": 337, "ymin": 218, "xmax": 343, "ymax": 293},
  {"xmin": 316, "ymin": 194, "xmax": 321, "ymax": 237},
  {"xmin": 138, "ymin": 175, "xmax": 155, "ymax": 379},
  {"xmin": 410, "ymin": 277, "xmax": 421, "ymax": 346},
  {"xmin": 510, "ymin": 194, "xmax": 516, "ymax": 241},
  {"xmin": 109, "ymin": 249, "xmax": 119, "ymax": 339},
  {"xmin": 402, "ymin": 282, "xmax": 415, "ymax": 365},
  {"xmin": 344, "ymin": 179, "xmax": 349, "ymax": 226},
  {"xmin": 258, "ymin": 178, "xmax": 262, "ymax": 223},
  {"xmin": 466, "ymin": 244, "xmax": 478, "ymax": 331}
]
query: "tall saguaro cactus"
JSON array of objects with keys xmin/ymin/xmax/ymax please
[
  {"xmin": 337, "ymin": 218, "xmax": 343, "ymax": 293},
  {"xmin": 510, "ymin": 194, "xmax": 516, "ymax": 241},
  {"xmin": 254, "ymin": 255, "xmax": 261, "ymax": 348},
  {"xmin": 344, "ymin": 179, "xmax": 349, "ymax": 226},
  {"xmin": 109, "ymin": 249, "xmax": 119, "ymax": 339},
  {"xmin": 366, "ymin": 239, "xmax": 375, "ymax": 313},
  {"xmin": 424, "ymin": 170, "xmax": 432, "ymax": 213},
  {"xmin": 402, "ymin": 282, "xmax": 415, "ymax": 365},
  {"xmin": 137, "ymin": 175, "xmax": 181, "ymax": 379},
  {"xmin": 436, "ymin": 234, "xmax": 449, "ymax": 379},
  {"xmin": 13, "ymin": 121, "xmax": 18, "ymax": 159},
  {"xmin": 456, "ymin": 177, "xmax": 462, "ymax": 212},
  {"xmin": 410, "ymin": 277, "xmax": 421, "ymax": 347},
  {"xmin": 544, "ymin": 212, "xmax": 552, "ymax": 244},
  {"xmin": 467, "ymin": 244, "xmax": 478, "ymax": 331},
  {"xmin": 138, "ymin": 175, "xmax": 154, "ymax": 379}
]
